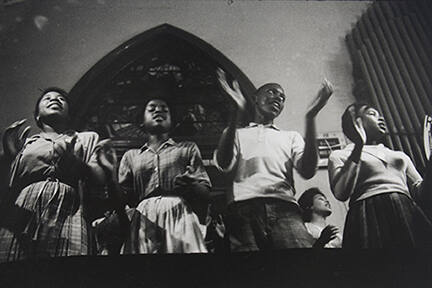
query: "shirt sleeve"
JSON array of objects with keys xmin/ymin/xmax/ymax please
[
  {"xmin": 188, "ymin": 143, "xmax": 212, "ymax": 188},
  {"xmin": 291, "ymin": 131, "xmax": 305, "ymax": 170},
  {"xmin": 78, "ymin": 131, "xmax": 100, "ymax": 164},
  {"xmin": 213, "ymin": 128, "xmax": 239, "ymax": 173}
]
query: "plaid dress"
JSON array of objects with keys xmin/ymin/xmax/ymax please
[
  {"xmin": 0, "ymin": 131, "xmax": 100, "ymax": 262},
  {"xmin": 118, "ymin": 138, "xmax": 211, "ymax": 254}
]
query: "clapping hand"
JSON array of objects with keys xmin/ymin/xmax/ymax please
[
  {"xmin": 217, "ymin": 68, "xmax": 247, "ymax": 113},
  {"xmin": 173, "ymin": 166, "xmax": 196, "ymax": 192},
  {"xmin": 348, "ymin": 105, "xmax": 367, "ymax": 145},
  {"xmin": 96, "ymin": 139, "xmax": 118, "ymax": 179},
  {"xmin": 307, "ymin": 79, "xmax": 334, "ymax": 118},
  {"xmin": 2, "ymin": 119, "xmax": 31, "ymax": 159},
  {"xmin": 55, "ymin": 134, "xmax": 85, "ymax": 173}
]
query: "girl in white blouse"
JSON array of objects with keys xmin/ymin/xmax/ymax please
[{"xmin": 328, "ymin": 103, "xmax": 432, "ymax": 248}]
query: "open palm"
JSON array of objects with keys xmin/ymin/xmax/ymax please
[{"xmin": 216, "ymin": 68, "xmax": 247, "ymax": 112}]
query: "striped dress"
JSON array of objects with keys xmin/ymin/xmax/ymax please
[
  {"xmin": 118, "ymin": 138, "xmax": 211, "ymax": 254},
  {"xmin": 0, "ymin": 131, "xmax": 100, "ymax": 262}
]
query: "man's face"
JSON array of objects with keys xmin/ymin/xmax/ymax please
[
  {"xmin": 143, "ymin": 99, "xmax": 172, "ymax": 134},
  {"xmin": 255, "ymin": 83, "xmax": 286, "ymax": 120}
]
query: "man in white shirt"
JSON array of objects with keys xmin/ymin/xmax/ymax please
[{"xmin": 214, "ymin": 69, "xmax": 333, "ymax": 251}]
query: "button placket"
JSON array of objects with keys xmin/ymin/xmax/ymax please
[
  {"xmin": 258, "ymin": 125, "xmax": 264, "ymax": 143},
  {"xmin": 154, "ymin": 153, "xmax": 160, "ymax": 188}
]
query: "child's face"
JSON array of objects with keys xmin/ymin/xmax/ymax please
[
  {"xmin": 311, "ymin": 194, "xmax": 332, "ymax": 217},
  {"xmin": 143, "ymin": 99, "xmax": 172, "ymax": 134}
]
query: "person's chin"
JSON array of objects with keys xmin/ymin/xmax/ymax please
[
  {"xmin": 322, "ymin": 209, "xmax": 332, "ymax": 217},
  {"xmin": 148, "ymin": 125, "xmax": 169, "ymax": 134}
]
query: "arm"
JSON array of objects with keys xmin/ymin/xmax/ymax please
[
  {"xmin": 214, "ymin": 68, "xmax": 246, "ymax": 171},
  {"xmin": 297, "ymin": 79, "xmax": 334, "ymax": 179},
  {"xmin": 2, "ymin": 119, "xmax": 31, "ymax": 163},
  {"xmin": 174, "ymin": 143, "xmax": 211, "ymax": 202},
  {"xmin": 328, "ymin": 146, "xmax": 362, "ymax": 201},
  {"xmin": 328, "ymin": 108, "xmax": 366, "ymax": 201},
  {"xmin": 416, "ymin": 157, "xmax": 432, "ymax": 218},
  {"xmin": 117, "ymin": 151, "xmax": 137, "ymax": 207},
  {"xmin": 297, "ymin": 115, "xmax": 318, "ymax": 179}
]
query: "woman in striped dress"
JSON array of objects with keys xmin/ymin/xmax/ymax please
[
  {"xmin": 116, "ymin": 97, "xmax": 211, "ymax": 254},
  {"xmin": 328, "ymin": 103, "xmax": 432, "ymax": 248},
  {"xmin": 0, "ymin": 87, "xmax": 109, "ymax": 262}
]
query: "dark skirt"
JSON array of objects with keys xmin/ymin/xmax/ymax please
[{"xmin": 343, "ymin": 192, "xmax": 432, "ymax": 248}]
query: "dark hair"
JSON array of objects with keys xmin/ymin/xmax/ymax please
[
  {"xmin": 341, "ymin": 102, "xmax": 371, "ymax": 143},
  {"xmin": 298, "ymin": 187, "xmax": 325, "ymax": 222},
  {"xmin": 34, "ymin": 87, "xmax": 70, "ymax": 128}
]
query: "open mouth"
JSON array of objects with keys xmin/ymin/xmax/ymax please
[
  {"xmin": 378, "ymin": 122, "xmax": 387, "ymax": 132},
  {"xmin": 153, "ymin": 115, "xmax": 165, "ymax": 121},
  {"xmin": 270, "ymin": 101, "xmax": 281, "ymax": 112},
  {"xmin": 48, "ymin": 102, "xmax": 62, "ymax": 109}
]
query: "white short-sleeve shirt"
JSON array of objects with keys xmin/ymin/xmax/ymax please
[{"xmin": 214, "ymin": 123, "xmax": 305, "ymax": 204}]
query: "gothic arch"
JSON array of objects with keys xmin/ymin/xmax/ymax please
[{"xmin": 69, "ymin": 23, "xmax": 256, "ymax": 128}]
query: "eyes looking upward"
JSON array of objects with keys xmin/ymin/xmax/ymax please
[{"xmin": 266, "ymin": 88, "xmax": 285, "ymax": 103}]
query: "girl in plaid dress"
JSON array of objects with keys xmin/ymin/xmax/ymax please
[{"xmin": 0, "ymin": 87, "xmax": 110, "ymax": 262}]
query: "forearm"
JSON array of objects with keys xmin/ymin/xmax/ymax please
[
  {"xmin": 299, "ymin": 115, "xmax": 318, "ymax": 179},
  {"xmin": 331, "ymin": 144, "xmax": 363, "ymax": 201},
  {"xmin": 411, "ymin": 157, "xmax": 431, "ymax": 204},
  {"xmin": 190, "ymin": 183, "xmax": 211, "ymax": 201},
  {"xmin": 215, "ymin": 111, "xmax": 239, "ymax": 170}
]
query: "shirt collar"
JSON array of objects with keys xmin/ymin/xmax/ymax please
[
  {"xmin": 140, "ymin": 138, "xmax": 177, "ymax": 153},
  {"xmin": 247, "ymin": 122, "xmax": 280, "ymax": 131},
  {"xmin": 28, "ymin": 130, "xmax": 76, "ymax": 142}
]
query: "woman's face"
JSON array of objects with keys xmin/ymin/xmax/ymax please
[
  {"xmin": 37, "ymin": 91, "xmax": 69, "ymax": 122},
  {"xmin": 143, "ymin": 99, "xmax": 172, "ymax": 134},
  {"xmin": 359, "ymin": 107, "xmax": 386, "ymax": 141},
  {"xmin": 311, "ymin": 194, "xmax": 332, "ymax": 217}
]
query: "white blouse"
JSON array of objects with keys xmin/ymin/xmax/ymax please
[{"xmin": 328, "ymin": 144, "xmax": 422, "ymax": 204}]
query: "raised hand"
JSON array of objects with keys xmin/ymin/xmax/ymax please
[
  {"xmin": 307, "ymin": 78, "xmax": 334, "ymax": 118},
  {"xmin": 348, "ymin": 106, "xmax": 367, "ymax": 145},
  {"xmin": 2, "ymin": 119, "xmax": 31, "ymax": 159},
  {"xmin": 216, "ymin": 68, "xmax": 247, "ymax": 112}
]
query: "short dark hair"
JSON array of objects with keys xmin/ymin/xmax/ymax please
[
  {"xmin": 34, "ymin": 87, "xmax": 70, "ymax": 128},
  {"xmin": 298, "ymin": 187, "xmax": 325, "ymax": 222},
  {"xmin": 341, "ymin": 102, "xmax": 372, "ymax": 143}
]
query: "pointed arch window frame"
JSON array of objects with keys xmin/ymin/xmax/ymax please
[{"xmin": 69, "ymin": 23, "xmax": 256, "ymax": 129}]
